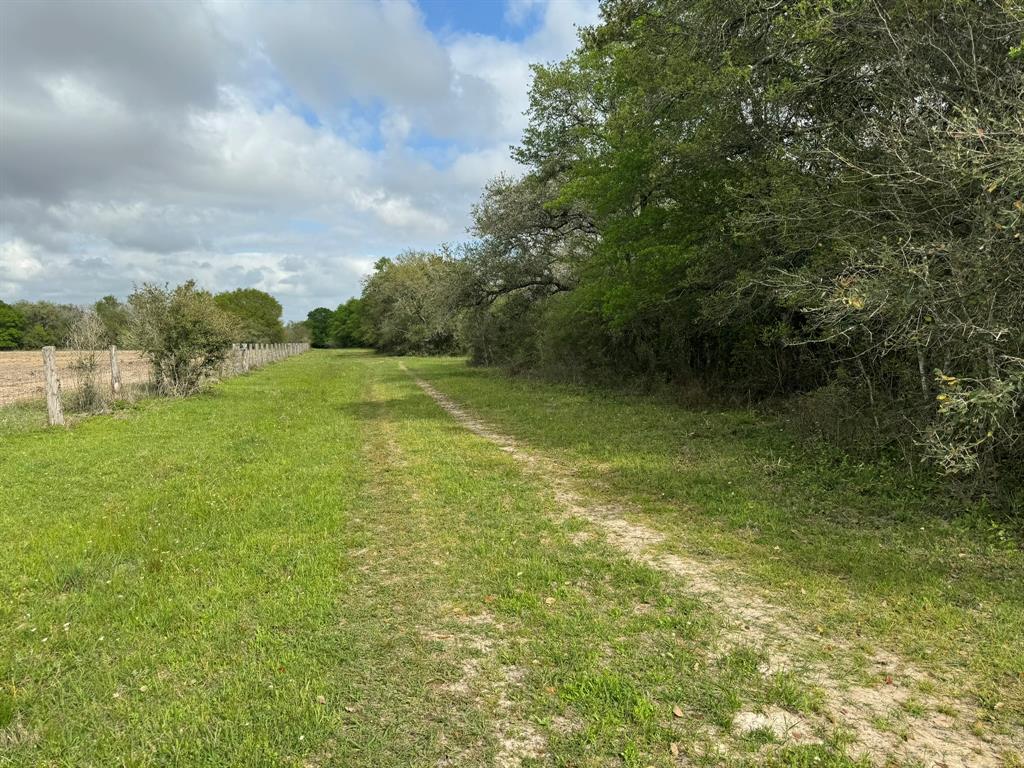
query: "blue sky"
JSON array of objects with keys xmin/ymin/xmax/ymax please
[
  {"xmin": 0, "ymin": 0, "xmax": 599, "ymax": 320},
  {"xmin": 421, "ymin": 0, "xmax": 540, "ymax": 37}
]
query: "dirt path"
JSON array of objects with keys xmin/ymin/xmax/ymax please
[{"xmin": 400, "ymin": 362, "xmax": 1022, "ymax": 767}]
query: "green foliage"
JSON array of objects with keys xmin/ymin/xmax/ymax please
[
  {"xmin": 305, "ymin": 307, "xmax": 334, "ymax": 348},
  {"xmin": 359, "ymin": 251, "xmax": 462, "ymax": 355},
  {"xmin": 93, "ymin": 295, "xmax": 130, "ymax": 346},
  {"xmin": 0, "ymin": 300, "xmax": 25, "ymax": 350},
  {"xmin": 330, "ymin": 297, "xmax": 367, "ymax": 348},
  {"xmin": 13, "ymin": 301, "xmax": 84, "ymax": 348},
  {"xmin": 356, "ymin": 0, "xmax": 1023, "ymax": 495},
  {"xmin": 214, "ymin": 288, "xmax": 285, "ymax": 343},
  {"xmin": 284, "ymin": 320, "xmax": 310, "ymax": 343},
  {"xmin": 127, "ymin": 281, "xmax": 238, "ymax": 396}
]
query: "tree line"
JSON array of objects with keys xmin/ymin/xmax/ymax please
[
  {"xmin": 0, "ymin": 287, "xmax": 306, "ymax": 351},
  {"xmin": 303, "ymin": 298, "xmax": 368, "ymax": 349},
  {"xmin": 350, "ymin": 0, "xmax": 1024, "ymax": 496},
  {"xmin": 2, "ymin": 284, "xmax": 311, "ymax": 399}
]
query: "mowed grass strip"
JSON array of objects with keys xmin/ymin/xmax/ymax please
[
  {"xmin": 2, "ymin": 352, "xmax": 374, "ymax": 764},
  {"xmin": 2, "ymin": 350, "xmax": 872, "ymax": 767},
  {"xmin": 403, "ymin": 356, "xmax": 1024, "ymax": 735}
]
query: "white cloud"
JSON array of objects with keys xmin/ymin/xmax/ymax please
[
  {"xmin": 0, "ymin": 0, "xmax": 598, "ymax": 318},
  {"xmin": 0, "ymin": 239, "xmax": 45, "ymax": 281}
]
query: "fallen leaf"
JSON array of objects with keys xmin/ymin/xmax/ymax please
[
  {"xmin": 670, "ymin": 742, "xmax": 680, "ymax": 756},
  {"xmin": 672, "ymin": 705, "xmax": 684, "ymax": 718}
]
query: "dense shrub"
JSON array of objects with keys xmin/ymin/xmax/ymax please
[{"xmin": 126, "ymin": 281, "xmax": 238, "ymax": 397}]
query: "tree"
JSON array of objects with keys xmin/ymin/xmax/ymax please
[
  {"xmin": 214, "ymin": 288, "xmax": 285, "ymax": 343},
  {"xmin": 284, "ymin": 320, "xmax": 310, "ymax": 344},
  {"xmin": 13, "ymin": 301, "xmax": 84, "ymax": 349},
  {"xmin": 0, "ymin": 300, "xmax": 25, "ymax": 350},
  {"xmin": 354, "ymin": 0, "xmax": 1023, "ymax": 492},
  {"xmin": 360, "ymin": 251, "xmax": 462, "ymax": 355},
  {"xmin": 127, "ymin": 281, "xmax": 238, "ymax": 396},
  {"xmin": 306, "ymin": 307, "xmax": 334, "ymax": 348},
  {"xmin": 94, "ymin": 295, "xmax": 130, "ymax": 346},
  {"xmin": 330, "ymin": 298, "xmax": 367, "ymax": 348}
]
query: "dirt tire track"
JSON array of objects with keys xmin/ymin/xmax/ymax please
[{"xmin": 400, "ymin": 362, "xmax": 1022, "ymax": 768}]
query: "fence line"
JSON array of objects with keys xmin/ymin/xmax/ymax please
[{"xmin": 0, "ymin": 342, "xmax": 310, "ymax": 425}]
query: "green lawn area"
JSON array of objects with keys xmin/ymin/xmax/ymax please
[{"xmin": 1, "ymin": 350, "xmax": 1021, "ymax": 767}]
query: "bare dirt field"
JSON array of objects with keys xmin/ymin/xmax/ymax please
[{"xmin": 0, "ymin": 350, "xmax": 151, "ymax": 406}]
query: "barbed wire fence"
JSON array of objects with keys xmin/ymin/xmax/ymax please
[{"xmin": 0, "ymin": 342, "xmax": 310, "ymax": 425}]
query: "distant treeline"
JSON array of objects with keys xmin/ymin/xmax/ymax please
[
  {"xmin": 351, "ymin": 0, "xmax": 1024, "ymax": 495},
  {"xmin": 303, "ymin": 298, "xmax": 367, "ymax": 350},
  {"xmin": 1, "ymin": 288, "xmax": 308, "ymax": 350}
]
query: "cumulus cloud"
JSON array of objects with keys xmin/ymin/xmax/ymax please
[{"xmin": 0, "ymin": 0, "xmax": 598, "ymax": 318}]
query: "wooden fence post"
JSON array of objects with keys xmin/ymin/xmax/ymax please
[
  {"xmin": 41, "ymin": 346, "xmax": 65, "ymax": 426},
  {"xmin": 109, "ymin": 345, "xmax": 122, "ymax": 396}
]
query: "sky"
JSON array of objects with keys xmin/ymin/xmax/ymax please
[{"xmin": 0, "ymin": 0, "xmax": 599, "ymax": 321}]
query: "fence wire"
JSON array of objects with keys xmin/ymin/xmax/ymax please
[
  {"xmin": 0, "ymin": 350, "xmax": 152, "ymax": 407},
  {"xmin": 1, "ymin": 344, "xmax": 308, "ymax": 409}
]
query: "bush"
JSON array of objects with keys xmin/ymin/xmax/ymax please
[
  {"xmin": 126, "ymin": 281, "xmax": 237, "ymax": 397},
  {"xmin": 66, "ymin": 310, "xmax": 108, "ymax": 413},
  {"xmin": 924, "ymin": 362, "xmax": 1024, "ymax": 485}
]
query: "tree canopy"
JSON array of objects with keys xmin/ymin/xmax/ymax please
[
  {"xmin": 353, "ymin": 0, "xmax": 1024, "ymax": 492},
  {"xmin": 305, "ymin": 307, "xmax": 335, "ymax": 348},
  {"xmin": 0, "ymin": 300, "xmax": 25, "ymax": 350},
  {"xmin": 329, "ymin": 298, "xmax": 366, "ymax": 348},
  {"xmin": 214, "ymin": 288, "xmax": 285, "ymax": 343},
  {"xmin": 94, "ymin": 295, "xmax": 130, "ymax": 346},
  {"xmin": 13, "ymin": 301, "xmax": 85, "ymax": 349}
]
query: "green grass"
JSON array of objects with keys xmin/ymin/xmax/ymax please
[
  {"xmin": 403, "ymin": 357, "xmax": 1024, "ymax": 732},
  {"xmin": 1, "ymin": 351, "xmax": 1020, "ymax": 766}
]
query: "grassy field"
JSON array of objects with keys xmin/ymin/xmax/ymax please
[{"xmin": 1, "ymin": 350, "xmax": 1020, "ymax": 767}]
